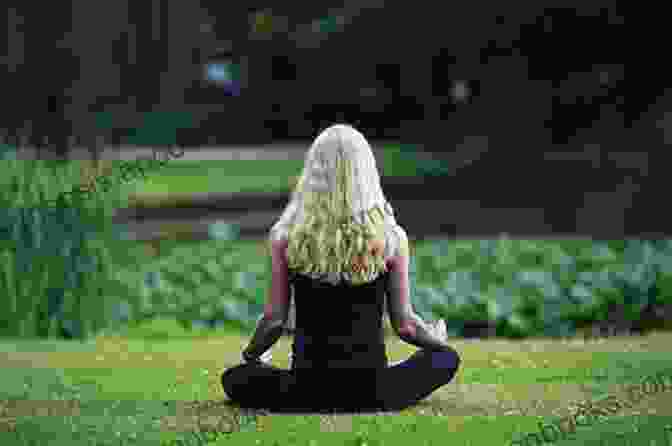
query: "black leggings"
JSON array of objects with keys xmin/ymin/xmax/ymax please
[{"xmin": 222, "ymin": 347, "xmax": 461, "ymax": 413}]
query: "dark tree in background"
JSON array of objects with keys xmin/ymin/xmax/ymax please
[
  {"xmin": 5, "ymin": 4, "xmax": 78, "ymax": 161},
  {"xmin": 4, "ymin": 0, "xmax": 177, "ymax": 159},
  {"xmin": 5, "ymin": 1, "xmax": 130, "ymax": 161},
  {"xmin": 4, "ymin": 2, "xmax": 667, "ymax": 164}
]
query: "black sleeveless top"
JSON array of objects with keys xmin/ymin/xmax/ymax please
[{"xmin": 288, "ymin": 270, "xmax": 390, "ymax": 372}]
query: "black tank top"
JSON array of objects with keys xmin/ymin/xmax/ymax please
[{"xmin": 289, "ymin": 270, "xmax": 390, "ymax": 372}]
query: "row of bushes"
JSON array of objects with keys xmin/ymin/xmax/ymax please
[
  {"xmin": 5, "ymin": 201, "xmax": 672, "ymax": 340},
  {"xmin": 101, "ymin": 234, "xmax": 672, "ymax": 339},
  {"xmin": 412, "ymin": 238, "xmax": 672, "ymax": 338}
]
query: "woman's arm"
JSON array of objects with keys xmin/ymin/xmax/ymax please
[
  {"xmin": 385, "ymin": 228, "xmax": 452, "ymax": 351},
  {"xmin": 242, "ymin": 238, "xmax": 291, "ymax": 362}
]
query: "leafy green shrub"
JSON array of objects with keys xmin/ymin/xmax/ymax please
[
  {"xmin": 105, "ymin": 233, "xmax": 672, "ymax": 339},
  {"xmin": 103, "ymin": 228, "xmax": 266, "ymax": 333},
  {"xmin": 409, "ymin": 237, "xmax": 672, "ymax": 338}
]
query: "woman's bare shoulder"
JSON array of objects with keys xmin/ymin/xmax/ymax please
[
  {"xmin": 267, "ymin": 229, "xmax": 289, "ymax": 258},
  {"xmin": 269, "ymin": 226, "xmax": 289, "ymax": 243},
  {"xmin": 383, "ymin": 224, "xmax": 409, "ymax": 268}
]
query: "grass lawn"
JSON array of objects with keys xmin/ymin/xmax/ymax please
[
  {"xmin": 1, "ymin": 327, "xmax": 672, "ymax": 446},
  {"xmin": 123, "ymin": 144, "xmax": 438, "ymax": 198},
  {"xmin": 8, "ymin": 149, "xmax": 671, "ymax": 444}
]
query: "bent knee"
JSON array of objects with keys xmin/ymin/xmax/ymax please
[{"xmin": 221, "ymin": 364, "xmax": 247, "ymax": 396}]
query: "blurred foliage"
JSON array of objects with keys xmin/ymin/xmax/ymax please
[
  {"xmin": 95, "ymin": 111, "xmax": 195, "ymax": 146},
  {"xmin": 132, "ymin": 145, "xmax": 451, "ymax": 199},
  {"xmin": 4, "ymin": 143, "xmax": 671, "ymax": 341},
  {"xmin": 105, "ymin": 234, "xmax": 672, "ymax": 339},
  {"xmin": 413, "ymin": 237, "xmax": 672, "ymax": 338},
  {"xmin": 0, "ymin": 147, "xmax": 136, "ymax": 340},
  {"xmin": 100, "ymin": 231, "xmax": 266, "ymax": 335}
]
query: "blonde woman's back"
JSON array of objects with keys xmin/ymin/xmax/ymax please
[
  {"xmin": 271, "ymin": 221, "xmax": 409, "ymax": 286},
  {"xmin": 276, "ymin": 222, "xmax": 409, "ymax": 336},
  {"xmin": 223, "ymin": 125, "xmax": 460, "ymax": 413}
]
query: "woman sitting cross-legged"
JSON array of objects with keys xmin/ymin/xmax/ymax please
[{"xmin": 221, "ymin": 124, "xmax": 461, "ymax": 413}]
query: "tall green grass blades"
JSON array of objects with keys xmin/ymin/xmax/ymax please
[
  {"xmin": 68, "ymin": 230, "xmax": 95, "ymax": 339},
  {"xmin": 0, "ymin": 250, "xmax": 17, "ymax": 337},
  {"xmin": 0, "ymin": 157, "xmax": 133, "ymax": 340},
  {"xmin": 39, "ymin": 287, "xmax": 66, "ymax": 337},
  {"xmin": 0, "ymin": 159, "xmax": 20, "ymax": 204}
]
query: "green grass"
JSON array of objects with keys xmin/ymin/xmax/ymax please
[
  {"xmin": 133, "ymin": 159, "xmax": 302, "ymax": 195},
  {"xmin": 124, "ymin": 144, "xmax": 437, "ymax": 197},
  {"xmin": 1, "ymin": 328, "xmax": 672, "ymax": 445},
  {"xmin": 6, "ymin": 150, "xmax": 670, "ymax": 444}
]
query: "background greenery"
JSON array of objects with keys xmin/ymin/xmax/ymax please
[
  {"xmin": 3, "ymin": 142, "xmax": 672, "ymax": 446},
  {"xmin": 3, "ymin": 138, "xmax": 672, "ymax": 341},
  {"xmin": 129, "ymin": 143, "xmax": 450, "ymax": 198},
  {"xmin": 0, "ymin": 144, "xmax": 138, "ymax": 340},
  {"xmin": 100, "ymin": 235, "xmax": 672, "ymax": 340},
  {"xmin": 0, "ymin": 140, "xmax": 457, "ymax": 341}
]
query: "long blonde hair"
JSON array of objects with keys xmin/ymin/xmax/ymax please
[{"xmin": 269, "ymin": 124, "xmax": 398, "ymax": 285}]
